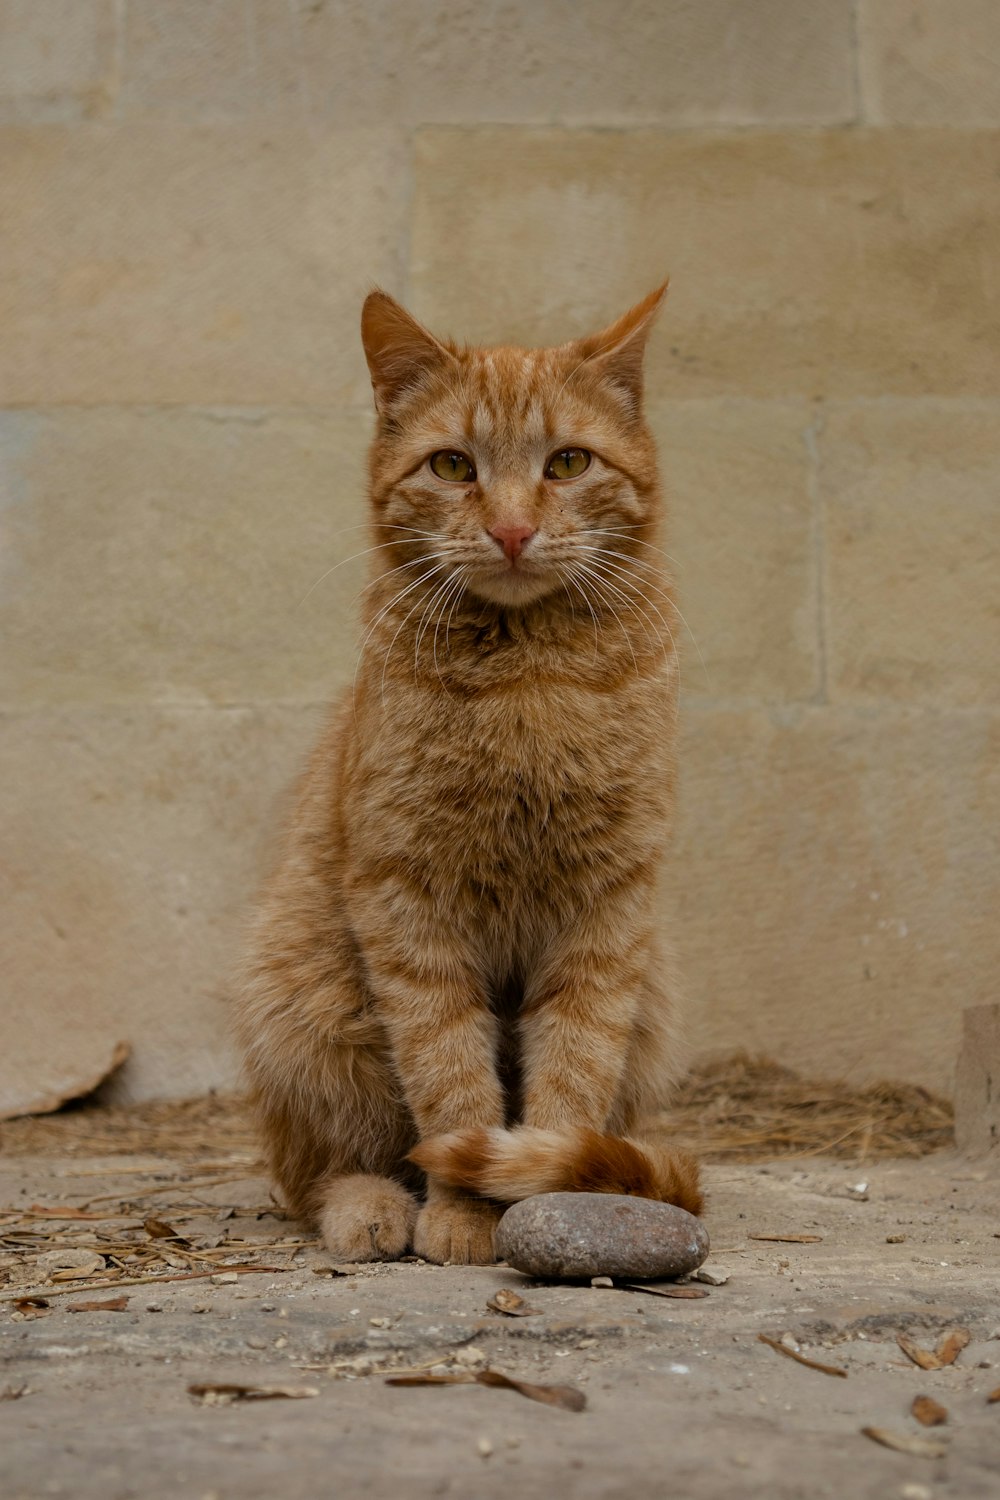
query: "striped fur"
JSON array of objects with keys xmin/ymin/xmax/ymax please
[{"xmin": 411, "ymin": 1127, "xmax": 703, "ymax": 1216}]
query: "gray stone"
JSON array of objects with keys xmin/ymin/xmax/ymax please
[{"xmin": 496, "ymin": 1193, "xmax": 710, "ymax": 1282}]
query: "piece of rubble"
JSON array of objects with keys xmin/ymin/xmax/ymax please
[
  {"xmin": 692, "ymin": 1265, "xmax": 730, "ymax": 1286},
  {"xmin": 36, "ymin": 1250, "xmax": 105, "ymax": 1278},
  {"xmin": 955, "ymin": 1004, "xmax": 1000, "ymax": 1156},
  {"xmin": 0, "ymin": 1039, "xmax": 130, "ymax": 1120},
  {"xmin": 495, "ymin": 1193, "xmax": 709, "ymax": 1281}
]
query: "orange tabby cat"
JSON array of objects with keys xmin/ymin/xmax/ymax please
[{"xmin": 234, "ymin": 285, "xmax": 702, "ymax": 1265}]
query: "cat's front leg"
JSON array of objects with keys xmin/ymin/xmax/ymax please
[
  {"xmin": 358, "ymin": 924, "xmax": 506, "ymax": 1263},
  {"xmin": 520, "ymin": 912, "xmax": 650, "ymax": 1131}
]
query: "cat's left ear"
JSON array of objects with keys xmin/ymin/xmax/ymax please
[{"xmin": 570, "ymin": 281, "xmax": 668, "ymax": 415}]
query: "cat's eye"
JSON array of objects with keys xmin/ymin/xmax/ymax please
[
  {"xmin": 429, "ymin": 450, "xmax": 476, "ymax": 483},
  {"xmin": 545, "ymin": 448, "xmax": 591, "ymax": 481}
]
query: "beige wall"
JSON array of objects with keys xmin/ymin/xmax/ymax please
[{"xmin": 1, "ymin": 1, "xmax": 997, "ymax": 1105}]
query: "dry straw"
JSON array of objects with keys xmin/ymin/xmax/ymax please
[{"xmin": 1, "ymin": 1053, "xmax": 953, "ymax": 1165}]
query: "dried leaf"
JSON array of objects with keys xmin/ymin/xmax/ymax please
[
  {"xmin": 188, "ymin": 1383, "xmax": 319, "ymax": 1405},
  {"xmin": 486, "ymin": 1289, "xmax": 540, "ymax": 1317},
  {"xmin": 27, "ymin": 1205, "xmax": 108, "ymax": 1220},
  {"xmin": 475, "ymin": 1369, "xmax": 586, "ymax": 1412},
  {"xmin": 387, "ymin": 1373, "xmax": 474, "ymax": 1388},
  {"xmin": 861, "ymin": 1426, "xmax": 947, "ymax": 1459},
  {"xmin": 623, "ymin": 1283, "xmax": 710, "ymax": 1300},
  {"xmin": 911, "ymin": 1395, "xmax": 948, "ymax": 1427},
  {"xmin": 748, "ymin": 1234, "xmax": 823, "ymax": 1244},
  {"xmin": 13, "ymin": 1297, "xmax": 50, "ymax": 1314},
  {"xmin": 987, "ymin": 1386, "xmax": 1000, "ymax": 1404},
  {"xmin": 66, "ymin": 1296, "xmax": 130, "ymax": 1313},
  {"xmin": 935, "ymin": 1328, "xmax": 970, "ymax": 1367},
  {"xmin": 758, "ymin": 1333, "xmax": 847, "ymax": 1378},
  {"xmin": 896, "ymin": 1327, "xmax": 969, "ymax": 1372},
  {"xmin": 144, "ymin": 1218, "xmax": 191, "ymax": 1249},
  {"xmin": 386, "ymin": 1368, "xmax": 585, "ymax": 1412},
  {"xmin": 1, "ymin": 1384, "xmax": 30, "ymax": 1400},
  {"xmin": 896, "ymin": 1333, "xmax": 942, "ymax": 1371}
]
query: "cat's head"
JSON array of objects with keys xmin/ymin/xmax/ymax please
[{"xmin": 361, "ymin": 288, "xmax": 666, "ymax": 608}]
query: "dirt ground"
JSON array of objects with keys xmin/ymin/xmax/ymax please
[{"xmin": 2, "ymin": 1142, "xmax": 998, "ymax": 1500}]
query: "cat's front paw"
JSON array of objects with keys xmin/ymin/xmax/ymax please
[{"xmin": 413, "ymin": 1192, "xmax": 502, "ymax": 1265}]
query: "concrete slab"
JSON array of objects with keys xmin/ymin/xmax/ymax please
[{"xmin": 2, "ymin": 1152, "xmax": 998, "ymax": 1499}]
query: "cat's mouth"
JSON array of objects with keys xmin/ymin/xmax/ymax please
[{"xmin": 468, "ymin": 553, "xmax": 558, "ymax": 607}]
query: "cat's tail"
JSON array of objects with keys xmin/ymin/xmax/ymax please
[{"xmin": 409, "ymin": 1126, "xmax": 703, "ymax": 1217}]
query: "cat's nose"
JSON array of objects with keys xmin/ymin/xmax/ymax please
[{"xmin": 489, "ymin": 523, "xmax": 536, "ymax": 560}]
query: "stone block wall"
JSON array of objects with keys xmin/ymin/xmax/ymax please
[{"xmin": 1, "ymin": 1, "xmax": 997, "ymax": 1102}]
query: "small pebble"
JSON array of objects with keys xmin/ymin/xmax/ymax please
[
  {"xmin": 210, "ymin": 1272, "xmax": 238, "ymax": 1286},
  {"xmin": 477, "ymin": 1438, "xmax": 493, "ymax": 1459},
  {"xmin": 693, "ymin": 1265, "xmax": 730, "ymax": 1286},
  {"xmin": 886, "ymin": 1234, "xmax": 906, "ymax": 1244},
  {"xmin": 495, "ymin": 1193, "xmax": 709, "ymax": 1281},
  {"xmin": 37, "ymin": 1249, "xmax": 106, "ymax": 1276},
  {"xmin": 590, "ymin": 1276, "xmax": 614, "ymax": 1289}
]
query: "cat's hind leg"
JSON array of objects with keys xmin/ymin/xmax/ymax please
[
  {"xmin": 244, "ymin": 1023, "xmax": 422, "ymax": 1262},
  {"xmin": 316, "ymin": 1173, "xmax": 418, "ymax": 1261}
]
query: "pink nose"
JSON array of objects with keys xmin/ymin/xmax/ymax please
[{"xmin": 489, "ymin": 524, "xmax": 536, "ymax": 560}]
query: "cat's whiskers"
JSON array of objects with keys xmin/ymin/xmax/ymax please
[
  {"xmin": 579, "ymin": 532, "xmax": 711, "ymax": 688},
  {"xmin": 374, "ymin": 579, "xmax": 442, "ymax": 709},
  {"xmin": 442, "ymin": 568, "xmax": 470, "ymax": 668},
  {"xmin": 572, "ymin": 553, "xmax": 663, "ymax": 645},
  {"xmin": 352, "ymin": 562, "xmax": 447, "ymax": 714},
  {"xmin": 577, "ymin": 549, "xmax": 678, "ymax": 653},
  {"xmin": 554, "ymin": 563, "xmax": 600, "ymax": 664},
  {"xmin": 354, "ymin": 549, "xmax": 454, "ymax": 604},
  {"xmin": 577, "ymin": 539, "xmax": 674, "ymax": 582},
  {"xmin": 556, "ymin": 571, "xmax": 578, "ymax": 631},
  {"xmin": 567, "ymin": 561, "xmax": 642, "ymax": 675},
  {"xmin": 412, "ymin": 570, "xmax": 461, "ymax": 685},
  {"xmin": 299, "ymin": 528, "xmax": 441, "ymax": 607},
  {"xmin": 581, "ymin": 565, "xmax": 675, "ymax": 677},
  {"xmin": 580, "ymin": 525, "xmax": 682, "ymax": 567},
  {"xmin": 433, "ymin": 567, "xmax": 471, "ymax": 691},
  {"xmin": 359, "ymin": 559, "xmax": 448, "ymax": 656}
]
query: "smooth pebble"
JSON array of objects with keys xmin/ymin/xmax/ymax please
[{"xmin": 496, "ymin": 1192, "xmax": 710, "ymax": 1281}]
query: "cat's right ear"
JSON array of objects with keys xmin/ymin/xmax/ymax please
[{"xmin": 361, "ymin": 291, "xmax": 455, "ymax": 415}]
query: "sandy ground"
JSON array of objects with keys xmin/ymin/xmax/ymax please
[{"xmin": 1, "ymin": 1150, "xmax": 998, "ymax": 1500}]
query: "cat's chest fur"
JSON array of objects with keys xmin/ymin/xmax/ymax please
[{"xmin": 345, "ymin": 668, "xmax": 673, "ymax": 933}]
